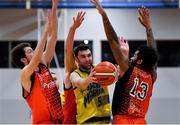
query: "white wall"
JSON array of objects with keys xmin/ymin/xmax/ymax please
[
  {"xmin": 1, "ymin": 9, "xmax": 180, "ymax": 40},
  {"xmin": 0, "ymin": 8, "xmax": 180, "ymax": 124},
  {"xmin": 1, "ymin": 8, "xmax": 180, "ymax": 64}
]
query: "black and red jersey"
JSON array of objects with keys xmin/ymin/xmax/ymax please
[{"xmin": 112, "ymin": 66, "xmax": 153, "ymax": 118}]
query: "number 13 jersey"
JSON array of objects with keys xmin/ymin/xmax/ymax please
[{"xmin": 112, "ymin": 66, "xmax": 153, "ymax": 118}]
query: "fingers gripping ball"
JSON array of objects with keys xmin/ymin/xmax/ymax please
[{"xmin": 94, "ymin": 61, "xmax": 117, "ymax": 86}]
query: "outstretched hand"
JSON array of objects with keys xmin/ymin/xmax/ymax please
[
  {"xmin": 138, "ymin": 6, "xmax": 151, "ymax": 30},
  {"xmin": 72, "ymin": 11, "xmax": 86, "ymax": 29},
  {"xmin": 90, "ymin": 0, "xmax": 105, "ymax": 15},
  {"xmin": 90, "ymin": 0, "xmax": 99, "ymax": 6},
  {"xmin": 45, "ymin": 10, "xmax": 52, "ymax": 33},
  {"xmin": 52, "ymin": 0, "xmax": 59, "ymax": 9},
  {"xmin": 118, "ymin": 37, "xmax": 129, "ymax": 58}
]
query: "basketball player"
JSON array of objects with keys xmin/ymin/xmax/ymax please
[
  {"xmin": 91, "ymin": 0, "xmax": 158, "ymax": 124},
  {"xmin": 63, "ymin": 11, "xmax": 85, "ymax": 124},
  {"xmin": 69, "ymin": 43, "xmax": 111, "ymax": 124},
  {"xmin": 11, "ymin": 0, "xmax": 63, "ymax": 124}
]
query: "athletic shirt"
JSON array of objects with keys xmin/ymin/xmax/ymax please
[
  {"xmin": 112, "ymin": 66, "xmax": 153, "ymax": 118},
  {"xmin": 74, "ymin": 66, "xmax": 111, "ymax": 124},
  {"xmin": 63, "ymin": 86, "xmax": 77, "ymax": 124},
  {"xmin": 23, "ymin": 64, "xmax": 63, "ymax": 124}
]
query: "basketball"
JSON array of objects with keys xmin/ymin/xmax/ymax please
[{"xmin": 94, "ymin": 61, "xmax": 117, "ymax": 86}]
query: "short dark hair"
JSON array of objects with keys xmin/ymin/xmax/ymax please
[
  {"xmin": 137, "ymin": 45, "xmax": 158, "ymax": 71},
  {"xmin": 74, "ymin": 44, "xmax": 91, "ymax": 57},
  {"xmin": 11, "ymin": 43, "xmax": 31, "ymax": 69}
]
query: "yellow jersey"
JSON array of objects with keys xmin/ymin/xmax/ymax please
[{"xmin": 74, "ymin": 66, "xmax": 111, "ymax": 124}]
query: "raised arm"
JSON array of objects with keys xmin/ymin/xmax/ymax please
[
  {"xmin": 65, "ymin": 11, "xmax": 85, "ymax": 73},
  {"xmin": 91, "ymin": 0, "xmax": 129, "ymax": 72},
  {"xmin": 118, "ymin": 36, "xmax": 129, "ymax": 58},
  {"xmin": 138, "ymin": 7, "xmax": 157, "ymax": 81},
  {"xmin": 20, "ymin": 13, "xmax": 51, "ymax": 92},
  {"xmin": 138, "ymin": 7, "xmax": 157, "ymax": 50},
  {"xmin": 42, "ymin": 0, "xmax": 59, "ymax": 66}
]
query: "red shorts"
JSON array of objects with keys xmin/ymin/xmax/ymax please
[{"xmin": 112, "ymin": 115, "xmax": 146, "ymax": 124}]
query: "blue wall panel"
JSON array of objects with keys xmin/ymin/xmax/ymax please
[{"xmin": 0, "ymin": 0, "xmax": 178, "ymax": 8}]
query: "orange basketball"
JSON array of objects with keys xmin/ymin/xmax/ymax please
[{"xmin": 94, "ymin": 61, "xmax": 117, "ymax": 86}]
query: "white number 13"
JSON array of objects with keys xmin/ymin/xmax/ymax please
[{"xmin": 129, "ymin": 77, "xmax": 149, "ymax": 101}]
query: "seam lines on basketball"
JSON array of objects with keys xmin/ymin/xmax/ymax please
[{"xmin": 94, "ymin": 73, "xmax": 116, "ymax": 76}]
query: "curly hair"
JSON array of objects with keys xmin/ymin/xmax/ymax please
[{"xmin": 137, "ymin": 45, "xmax": 158, "ymax": 71}]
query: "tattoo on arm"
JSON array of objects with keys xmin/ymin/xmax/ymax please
[
  {"xmin": 146, "ymin": 28, "xmax": 157, "ymax": 50},
  {"xmin": 101, "ymin": 13, "xmax": 129, "ymax": 71},
  {"xmin": 102, "ymin": 14, "xmax": 118, "ymax": 44},
  {"xmin": 147, "ymin": 28, "xmax": 158, "ymax": 78}
]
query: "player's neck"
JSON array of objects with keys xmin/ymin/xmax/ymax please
[{"xmin": 79, "ymin": 66, "xmax": 92, "ymax": 73}]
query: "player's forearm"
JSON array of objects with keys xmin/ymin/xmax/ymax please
[
  {"xmin": 95, "ymin": 2, "xmax": 118, "ymax": 43},
  {"xmin": 102, "ymin": 13, "xmax": 118, "ymax": 44},
  {"xmin": 34, "ymin": 28, "xmax": 49, "ymax": 61},
  {"xmin": 45, "ymin": 35, "xmax": 57, "ymax": 55},
  {"xmin": 146, "ymin": 27, "xmax": 158, "ymax": 77},
  {"xmin": 51, "ymin": 0, "xmax": 58, "ymax": 37},
  {"xmin": 27, "ymin": 29, "xmax": 49, "ymax": 73},
  {"xmin": 65, "ymin": 26, "xmax": 76, "ymax": 50},
  {"xmin": 74, "ymin": 78, "xmax": 90, "ymax": 90},
  {"xmin": 51, "ymin": 13, "xmax": 58, "ymax": 38},
  {"xmin": 43, "ymin": 9, "xmax": 58, "ymax": 65},
  {"xmin": 146, "ymin": 28, "xmax": 157, "ymax": 50},
  {"xmin": 42, "ymin": 28, "xmax": 57, "ymax": 66},
  {"xmin": 52, "ymin": 2, "xmax": 58, "ymax": 17},
  {"xmin": 65, "ymin": 29, "xmax": 76, "ymax": 73},
  {"xmin": 101, "ymin": 13, "xmax": 128, "ymax": 71},
  {"xmin": 70, "ymin": 73, "xmax": 90, "ymax": 90},
  {"xmin": 65, "ymin": 27, "xmax": 76, "ymax": 60}
]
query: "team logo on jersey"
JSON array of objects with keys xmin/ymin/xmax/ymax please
[
  {"xmin": 38, "ymin": 73, "xmax": 56, "ymax": 90},
  {"xmin": 83, "ymin": 83, "xmax": 104, "ymax": 107},
  {"xmin": 128, "ymin": 102, "xmax": 140, "ymax": 114}
]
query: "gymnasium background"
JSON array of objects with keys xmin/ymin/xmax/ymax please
[{"xmin": 0, "ymin": 0, "xmax": 180, "ymax": 124}]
